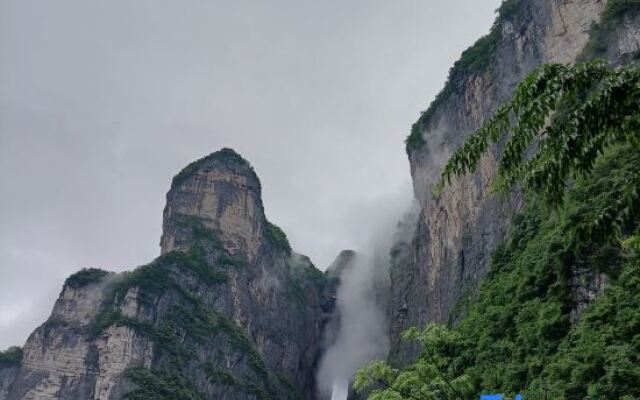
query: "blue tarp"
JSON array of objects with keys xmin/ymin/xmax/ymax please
[{"xmin": 480, "ymin": 395, "xmax": 502, "ymax": 400}]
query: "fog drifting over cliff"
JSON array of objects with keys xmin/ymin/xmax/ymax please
[
  {"xmin": 318, "ymin": 251, "xmax": 390, "ymax": 399},
  {"xmin": 317, "ymin": 194, "xmax": 420, "ymax": 399}
]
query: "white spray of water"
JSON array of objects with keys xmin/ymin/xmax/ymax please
[
  {"xmin": 317, "ymin": 188, "xmax": 419, "ymax": 399},
  {"xmin": 318, "ymin": 251, "xmax": 390, "ymax": 399},
  {"xmin": 330, "ymin": 379, "xmax": 349, "ymax": 400}
]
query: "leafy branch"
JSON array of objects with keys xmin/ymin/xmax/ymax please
[
  {"xmin": 354, "ymin": 325, "xmax": 474, "ymax": 400},
  {"xmin": 436, "ymin": 61, "xmax": 640, "ymax": 243}
]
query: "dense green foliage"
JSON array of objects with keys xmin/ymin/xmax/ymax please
[
  {"xmin": 438, "ymin": 62, "xmax": 640, "ymax": 245},
  {"xmin": 545, "ymin": 263, "xmax": 640, "ymax": 398},
  {"xmin": 406, "ymin": 0, "xmax": 521, "ymax": 153},
  {"xmin": 0, "ymin": 346, "xmax": 22, "ymax": 368},
  {"xmin": 124, "ymin": 367, "xmax": 205, "ymax": 400},
  {"xmin": 363, "ymin": 56, "xmax": 640, "ymax": 398},
  {"xmin": 357, "ymin": 147, "xmax": 640, "ymax": 399},
  {"xmin": 64, "ymin": 268, "xmax": 109, "ymax": 289},
  {"xmin": 355, "ymin": 326, "xmax": 474, "ymax": 400},
  {"xmin": 580, "ymin": 0, "xmax": 640, "ymax": 60}
]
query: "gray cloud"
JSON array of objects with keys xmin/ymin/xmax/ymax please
[{"xmin": 0, "ymin": 0, "xmax": 501, "ymax": 348}]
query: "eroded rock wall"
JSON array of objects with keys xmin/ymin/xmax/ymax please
[{"xmin": 389, "ymin": 0, "xmax": 607, "ymax": 364}]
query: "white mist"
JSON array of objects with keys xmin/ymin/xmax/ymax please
[
  {"xmin": 317, "ymin": 251, "xmax": 390, "ymax": 399},
  {"xmin": 316, "ymin": 188, "xmax": 417, "ymax": 400},
  {"xmin": 330, "ymin": 379, "xmax": 349, "ymax": 400}
]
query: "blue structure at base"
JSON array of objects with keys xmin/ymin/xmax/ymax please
[{"xmin": 480, "ymin": 394, "xmax": 523, "ymax": 400}]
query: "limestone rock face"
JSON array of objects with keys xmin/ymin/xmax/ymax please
[
  {"xmin": 1, "ymin": 149, "xmax": 333, "ymax": 400},
  {"xmin": 160, "ymin": 148, "xmax": 265, "ymax": 262},
  {"xmin": 10, "ymin": 281, "xmax": 120, "ymax": 400},
  {"xmin": 389, "ymin": 0, "xmax": 640, "ymax": 364}
]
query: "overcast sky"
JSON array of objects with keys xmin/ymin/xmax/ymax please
[{"xmin": 0, "ymin": 0, "xmax": 501, "ymax": 349}]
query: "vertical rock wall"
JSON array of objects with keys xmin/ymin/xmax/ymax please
[{"xmin": 389, "ymin": 0, "xmax": 606, "ymax": 364}]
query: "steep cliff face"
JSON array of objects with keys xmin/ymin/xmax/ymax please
[
  {"xmin": 160, "ymin": 150, "xmax": 265, "ymax": 262},
  {"xmin": 389, "ymin": 0, "xmax": 640, "ymax": 364},
  {"xmin": 0, "ymin": 148, "xmax": 332, "ymax": 400}
]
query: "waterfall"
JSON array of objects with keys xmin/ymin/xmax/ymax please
[
  {"xmin": 317, "ymin": 199, "xmax": 418, "ymax": 400},
  {"xmin": 330, "ymin": 379, "xmax": 349, "ymax": 400}
]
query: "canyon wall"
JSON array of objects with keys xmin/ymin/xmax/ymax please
[{"xmin": 389, "ymin": 0, "xmax": 640, "ymax": 364}]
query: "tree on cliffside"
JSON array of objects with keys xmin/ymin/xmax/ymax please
[
  {"xmin": 437, "ymin": 60, "xmax": 640, "ymax": 246},
  {"xmin": 355, "ymin": 61, "xmax": 640, "ymax": 399},
  {"xmin": 354, "ymin": 325, "xmax": 473, "ymax": 400}
]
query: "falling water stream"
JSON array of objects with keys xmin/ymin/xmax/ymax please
[
  {"xmin": 319, "ymin": 201, "xmax": 418, "ymax": 400},
  {"xmin": 330, "ymin": 379, "xmax": 349, "ymax": 400}
]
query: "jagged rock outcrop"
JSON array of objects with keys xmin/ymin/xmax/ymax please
[
  {"xmin": 160, "ymin": 150, "xmax": 265, "ymax": 262},
  {"xmin": 389, "ymin": 0, "xmax": 640, "ymax": 364},
  {"xmin": 0, "ymin": 148, "xmax": 333, "ymax": 400}
]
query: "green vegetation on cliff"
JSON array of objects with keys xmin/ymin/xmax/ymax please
[
  {"xmin": 90, "ymin": 262, "xmax": 282, "ymax": 398},
  {"xmin": 358, "ymin": 61, "xmax": 640, "ymax": 399},
  {"xmin": 406, "ymin": 0, "xmax": 522, "ymax": 153},
  {"xmin": 438, "ymin": 61, "xmax": 640, "ymax": 226},
  {"xmin": 170, "ymin": 148, "xmax": 255, "ymax": 189},
  {"xmin": 580, "ymin": 0, "xmax": 640, "ymax": 60},
  {"xmin": 124, "ymin": 368, "xmax": 205, "ymax": 400},
  {"xmin": 453, "ymin": 147, "xmax": 640, "ymax": 397},
  {"xmin": 265, "ymin": 221, "xmax": 292, "ymax": 253},
  {"xmin": 0, "ymin": 346, "xmax": 22, "ymax": 368},
  {"xmin": 358, "ymin": 148, "xmax": 640, "ymax": 399},
  {"xmin": 85, "ymin": 247, "xmax": 280, "ymax": 397},
  {"xmin": 64, "ymin": 268, "xmax": 110, "ymax": 289},
  {"xmin": 84, "ymin": 218, "xmax": 298, "ymax": 399}
]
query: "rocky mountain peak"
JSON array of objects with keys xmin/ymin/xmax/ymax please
[
  {"xmin": 1, "ymin": 148, "xmax": 328, "ymax": 400},
  {"xmin": 160, "ymin": 148, "xmax": 266, "ymax": 261}
]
